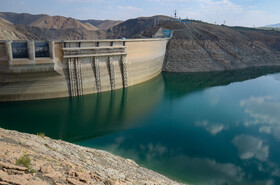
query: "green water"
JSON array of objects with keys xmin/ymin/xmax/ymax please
[{"xmin": 1, "ymin": 67, "xmax": 280, "ymax": 185}]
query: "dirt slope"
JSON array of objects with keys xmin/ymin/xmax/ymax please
[{"xmin": 81, "ymin": 19, "xmax": 122, "ymax": 30}]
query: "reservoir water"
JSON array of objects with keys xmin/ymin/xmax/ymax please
[{"xmin": 1, "ymin": 67, "xmax": 280, "ymax": 185}]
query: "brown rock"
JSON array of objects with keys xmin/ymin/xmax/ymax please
[
  {"xmin": 0, "ymin": 161, "xmax": 28, "ymax": 171},
  {"xmin": 67, "ymin": 169, "xmax": 75, "ymax": 177},
  {"xmin": 75, "ymin": 171, "xmax": 90, "ymax": 183},
  {"xmin": 21, "ymin": 173, "xmax": 32, "ymax": 180},
  {"xmin": 67, "ymin": 177, "xmax": 85, "ymax": 185},
  {"xmin": 27, "ymin": 179, "xmax": 48, "ymax": 185},
  {"xmin": 44, "ymin": 171, "xmax": 62, "ymax": 179},
  {"xmin": 90, "ymin": 172, "xmax": 103, "ymax": 181},
  {"xmin": 113, "ymin": 180, "xmax": 127, "ymax": 185},
  {"xmin": 0, "ymin": 170, "xmax": 29, "ymax": 185},
  {"xmin": 0, "ymin": 181, "xmax": 10, "ymax": 185},
  {"xmin": 40, "ymin": 165, "xmax": 53, "ymax": 174},
  {"xmin": 8, "ymin": 169, "xmax": 25, "ymax": 175}
]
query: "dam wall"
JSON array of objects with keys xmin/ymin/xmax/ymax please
[{"xmin": 0, "ymin": 38, "xmax": 169, "ymax": 101}]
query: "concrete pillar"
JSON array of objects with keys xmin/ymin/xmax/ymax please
[
  {"xmin": 121, "ymin": 55, "xmax": 128, "ymax": 88},
  {"xmin": 94, "ymin": 57, "xmax": 101, "ymax": 93},
  {"xmin": 109, "ymin": 56, "xmax": 115, "ymax": 90},
  {"xmin": 75, "ymin": 58, "xmax": 83, "ymax": 96},
  {"xmin": 48, "ymin": 41, "xmax": 55, "ymax": 63},
  {"xmin": 5, "ymin": 40, "xmax": 13, "ymax": 65},
  {"xmin": 68, "ymin": 58, "xmax": 77, "ymax": 97},
  {"xmin": 27, "ymin": 40, "xmax": 35, "ymax": 64}
]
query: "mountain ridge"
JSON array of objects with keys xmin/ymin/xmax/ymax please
[
  {"xmin": 265, "ymin": 23, "xmax": 280, "ymax": 28},
  {"xmin": 0, "ymin": 12, "xmax": 97, "ymax": 31}
]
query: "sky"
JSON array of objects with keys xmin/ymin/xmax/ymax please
[{"xmin": 0, "ymin": 0, "xmax": 280, "ymax": 27}]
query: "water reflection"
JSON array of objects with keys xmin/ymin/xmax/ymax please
[
  {"xmin": 1, "ymin": 66, "xmax": 280, "ymax": 184},
  {"xmin": 233, "ymin": 135, "xmax": 269, "ymax": 161},
  {"xmin": 0, "ymin": 75, "xmax": 164, "ymax": 141},
  {"xmin": 163, "ymin": 66, "xmax": 280, "ymax": 99},
  {"xmin": 195, "ymin": 120, "xmax": 226, "ymax": 136},
  {"xmin": 77, "ymin": 67, "xmax": 280, "ymax": 185}
]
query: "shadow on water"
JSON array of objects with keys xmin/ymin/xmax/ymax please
[
  {"xmin": 163, "ymin": 66, "xmax": 280, "ymax": 99},
  {"xmin": 0, "ymin": 75, "xmax": 165, "ymax": 142}
]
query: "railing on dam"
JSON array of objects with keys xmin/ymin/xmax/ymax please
[{"xmin": 0, "ymin": 40, "xmax": 54, "ymax": 67}]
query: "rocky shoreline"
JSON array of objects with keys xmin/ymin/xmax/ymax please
[{"xmin": 0, "ymin": 128, "xmax": 183, "ymax": 185}]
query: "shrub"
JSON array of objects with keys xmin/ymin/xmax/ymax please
[
  {"xmin": 37, "ymin": 132, "xmax": 45, "ymax": 138},
  {"xmin": 16, "ymin": 155, "xmax": 30, "ymax": 169}
]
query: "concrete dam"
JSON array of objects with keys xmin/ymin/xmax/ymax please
[{"xmin": 0, "ymin": 38, "xmax": 169, "ymax": 101}]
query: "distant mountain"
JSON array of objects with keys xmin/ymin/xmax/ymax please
[
  {"xmin": 80, "ymin": 19, "xmax": 122, "ymax": 30},
  {"xmin": 0, "ymin": 12, "xmax": 105, "ymax": 40},
  {"xmin": 0, "ymin": 12, "xmax": 171, "ymax": 40},
  {"xmin": 0, "ymin": 12, "xmax": 97, "ymax": 31},
  {"xmin": 0, "ymin": 17, "xmax": 38, "ymax": 40},
  {"xmin": 106, "ymin": 15, "xmax": 170, "ymax": 38},
  {"xmin": 265, "ymin": 23, "xmax": 280, "ymax": 28}
]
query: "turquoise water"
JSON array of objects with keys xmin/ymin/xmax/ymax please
[{"xmin": 1, "ymin": 67, "xmax": 280, "ymax": 185}]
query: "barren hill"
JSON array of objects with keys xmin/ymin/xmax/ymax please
[
  {"xmin": 106, "ymin": 15, "xmax": 170, "ymax": 38},
  {"xmin": 15, "ymin": 25, "xmax": 106, "ymax": 40},
  {"xmin": 0, "ymin": 12, "xmax": 104, "ymax": 40},
  {"xmin": 80, "ymin": 19, "xmax": 122, "ymax": 30},
  {"xmin": 160, "ymin": 21, "xmax": 280, "ymax": 72},
  {"xmin": 0, "ymin": 17, "xmax": 38, "ymax": 40},
  {"xmin": 0, "ymin": 12, "xmax": 97, "ymax": 31},
  {"xmin": 0, "ymin": 12, "xmax": 45, "ymax": 26}
]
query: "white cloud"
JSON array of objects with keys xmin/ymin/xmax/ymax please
[
  {"xmin": 165, "ymin": 0, "xmax": 279, "ymax": 26},
  {"xmin": 99, "ymin": 139, "xmax": 275, "ymax": 185},
  {"xmin": 259, "ymin": 126, "xmax": 272, "ymax": 134},
  {"xmin": 140, "ymin": 143, "xmax": 168, "ymax": 160},
  {"xmin": 117, "ymin": 6, "xmax": 143, "ymax": 11},
  {"xmin": 196, "ymin": 120, "xmax": 226, "ymax": 135},
  {"xmin": 240, "ymin": 96, "xmax": 280, "ymax": 125},
  {"xmin": 58, "ymin": 0, "xmax": 104, "ymax": 3},
  {"xmin": 170, "ymin": 155, "xmax": 246, "ymax": 185},
  {"xmin": 240, "ymin": 96, "xmax": 280, "ymax": 142},
  {"xmin": 232, "ymin": 135, "xmax": 269, "ymax": 161}
]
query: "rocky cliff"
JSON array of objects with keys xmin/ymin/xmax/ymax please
[
  {"xmin": 163, "ymin": 21, "xmax": 280, "ymax": 72},
  {"xmin": 0, "ymin": 128, "xmax": 182, "ymax": 185}
]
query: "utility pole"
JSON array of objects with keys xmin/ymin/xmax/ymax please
[{"xmin": 174, "ymin": 10, "xmax": 177, "ymax": 19}]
